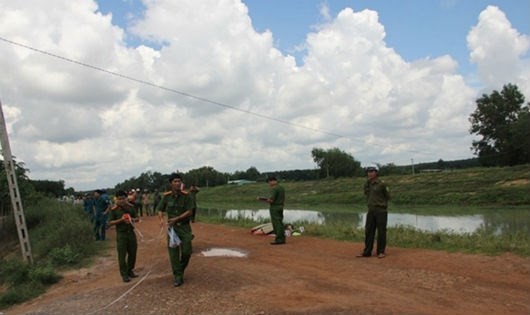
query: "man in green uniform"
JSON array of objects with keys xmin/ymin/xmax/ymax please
[
  {"xmin": 188, "ymin": 184, "xmax": 200, "ymax": 223},
  {"xmin": 357, "ymin": 165, "xmax": 391, "ymax": 258},
  {"xmin": 157, "ymin": 173, "xmax": 194, "ymax": 287},
  {"xmin": 258, "ymin": 175, "xmax": 286, "ymax": 245},
  {"xmin": 108, "ymin": 190, "xmax": 139, "ymax": 282}
]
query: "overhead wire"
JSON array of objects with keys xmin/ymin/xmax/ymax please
[
  {"xmin": 0, "ymin": 36, "xmax": 431, "ymax": 158},
  {"xmin": 0, "ymin": 36, "xmax": 345, "ymax": 139}
]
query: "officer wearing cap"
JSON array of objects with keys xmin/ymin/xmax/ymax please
[
  {"xmin": 157, "ymin": 173, "xmax": 194, "ymax": 287},
  {"xmin": 357, "ymin": 165, "xmax": 391, "ymax": 258},
  {"xmin": 257, "ymin": 175, "xmax": 286, "ymax": 245},
  {"xmin": 108, "ymin": 190, "xmax": 139, "ymax": 282}
]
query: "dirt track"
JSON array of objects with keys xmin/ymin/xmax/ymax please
[{"xmin": 5, "ymin": 216, "xmax": 530, "ymax": 315}]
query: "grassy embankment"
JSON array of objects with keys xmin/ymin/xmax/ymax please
[
  {"xmin": 197, "ymin": 164, "xmax": 530, "ymax": 256},
  {"xmin": 0, "ymin": 198, "xmax": 104, "ymax": 309}
]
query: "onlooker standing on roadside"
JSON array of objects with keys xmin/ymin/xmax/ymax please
[
  {"xmin": 93, "ymin": 189, "xmax": 111, "ymax": 241},
  {"xmin": 108, "ymin": 190, "xmax": 139, "ymax": 283},
  {"xmin": 142, "ymin": 189, "xmax": 152, "ymax": 216},
  {"xmin": 188, "ymin": 184, "xmax": 200, "ymax": 222},
  {"xmin": 83, "ymin": 193, "xmax": 94, "ymax": 221},
  {"xmin": 157, "ymin": 173, "xmax": 194, "ymax": 287},
  {"xmin": 357, "ymin": 165, "xmax": 391, "ymax": 258},
  {"xmin": 257, "ymin": 175, "xmax": 286, "ymax": 245}
]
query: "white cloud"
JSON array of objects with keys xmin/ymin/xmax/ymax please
[
  {"xmin": 467, "ymin": 5, "xmax": 530, "ymax": 95},
  {"xmin": 0, "ymin": 1, "xmax": 527, "ymax": 190}
]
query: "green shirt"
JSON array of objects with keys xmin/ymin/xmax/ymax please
[
  {"xmin": 157, "ymin": 191, "xmax": 193, "ymax": 221},
  {"xmin": 364, "ymin": 178, "xmax": 390, "ymax": 211},
  {"xmin": 269, "ymin": 184, "xmax": 285, "ymax": 209},
  {"xmin": 108, "ymin": 204, "xmax": 137, "ymax": 233}
]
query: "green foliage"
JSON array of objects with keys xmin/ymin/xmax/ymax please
[
  {"xmin": 25, "ymin": 199, "xmax": 97, "ymax": 263},
  {"xmin": 0, "ymin": 259, "xmax": 30, "ymax": 286},
  {"xmin": 198, "ymin": 164, "xmax": 530, "ymax": 208},
  {"xmin": 183, "ymin": 166, "xmax": 228, "ymax": 187},
  {"xmin": 0, "ymin": 281, "xmax": 45, "ymax": 309},
  {"xmin": 28, "ymin": 265, "xmax": 62, "ymax": 285},
  {"xmin": 311, "ymin": 147, "xmax": 362, "ymax": 178},
  {"xmin": 0, "ymin": 197, "xmax": 102, "ymax": 309},
  {"xmin": 48, "ymin": 245, "xmax": 83, "ymax": 266},
  {"xmin": 0, "ymin": 259, "xmax": 60, "ymax": 309},
  {"xmin": 469, "ymin": 83, "xmax": 530, "ymax": 166},
  {"xmin": 30, "ymin": 179, "xmax": 66, "ymax": 198}
]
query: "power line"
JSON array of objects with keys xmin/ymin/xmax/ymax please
[
  {"xmin": 1, "ymin": 36, "xmax": 431, "ymax": 156},
  {"xmin": 0, "ymin": 36, "xmax": 345, "ymax": 139}
]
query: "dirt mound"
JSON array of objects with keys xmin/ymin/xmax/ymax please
[{"xmin": 5, "ymin": 216, "xmax": 530, "ymax": 315}]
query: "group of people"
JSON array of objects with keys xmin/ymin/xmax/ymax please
[
  {"xmin": 98, "ymin": 165, "xmax": 389, "ymax": 287},
  {"xmin": 258, "ymin": 165, "xmax": 391, "ymax": 259},
  {"xmin": 102, "ymin": 174, "xmax": 200, "ymax": 285}
]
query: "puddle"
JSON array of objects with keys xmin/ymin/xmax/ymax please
[{"xmin": 201, "ymin": 248, "xmax": 248, "ymax": 258}]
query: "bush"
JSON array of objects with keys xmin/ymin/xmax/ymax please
[
  {"xmin": 0, "ymin": 259, "xmax": 30, "ymax": 286},
  {"xmin": 0, "ymin": 281, "xmax": 45, "ymax": 309},
  {"xmin": 49, "ymin": 245, "xmax": 83, "ymax": 266},
  {"xmin": 29, "ymin": 265, "xmax": 62, "ymax": 285}
]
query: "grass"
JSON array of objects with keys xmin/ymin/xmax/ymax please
[
  {"xmin": 198, "ymin": 215, "xmax": 530, "ymax": 257},
  {"xmin": 198, "ymin": 164, "xmax": 530, "ymax": 208},
  {"xmin": 0, "ymin": 196, "xmax": 106, "ymax": 309},
  {"xmin": 195, "ymin": 164, "xmax": 530, "ymax": 257}
]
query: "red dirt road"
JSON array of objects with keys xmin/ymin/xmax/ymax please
[{"xmin": 5, "ymin": 216, "xmax": 530, "ymax": 315}]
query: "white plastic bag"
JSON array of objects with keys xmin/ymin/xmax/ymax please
[{"xmin": 168, "ymin": 226, "xmax": 181, "ymax": 248}]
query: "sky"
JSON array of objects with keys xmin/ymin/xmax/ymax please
[{"xmin": 0, "ymin": 0, "xmax": 529, "ymax": 191}]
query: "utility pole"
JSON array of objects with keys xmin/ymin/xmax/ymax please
[
  {"xmin": 411, "ymin": 158, "xmax": 415, "ymax": 175},
  {"xmin": 0, "ymin": 100, "xmax": 33, "ymax": 263}
]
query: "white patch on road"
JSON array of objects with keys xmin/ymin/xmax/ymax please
[{"xmin": 201, "ymin": 248, "xmax": 248, "ymax": 258}]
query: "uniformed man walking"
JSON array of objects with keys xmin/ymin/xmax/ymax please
[
  {"xmin": 157, "ymin": 173, "xmax": 194, "ymax": 287},
  {"xmin": 108, "ymin": 190, "xmax": 139, "ymax": 282}
]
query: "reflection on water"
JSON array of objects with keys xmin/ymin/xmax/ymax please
[
  {"xmin": 199, "ymin": 207, "xmax": 529, "ymax": 236},
  {"xmin": 360, "ymin": 213, "xmax": 485, "ymax": 234},
  {"xmin": 225, "ymin": 209, "xmax": 325, "ymax": 224}
]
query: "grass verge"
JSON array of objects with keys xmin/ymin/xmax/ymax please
[{"xmin": 0, "ymin": 197, "xmax": 106, "ymax": 310}]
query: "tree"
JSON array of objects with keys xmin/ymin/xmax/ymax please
[
  {"xmin": 184, "ymin": 166, "xmax": 227, "ymax": 187},
  {"xmin": 469, "ymin": 83, "xmax": 530, "ymax": 166},
  {"xmin": 311, "ymin": 147, "xmax": 361, "ymax": 178},
  {"xmin": 31, "ymin": 179, "xmax": 66, "ymax": 197}
]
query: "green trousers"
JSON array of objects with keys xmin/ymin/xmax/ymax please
[
  {"xmin": 167, "ymin": 224, "xmax": 193, "ymax": 281},
  {"xmin": 269, "ymin": 207, "xmax": 285, "ymax": 243},
  {"xmin": 116, "ymin": 230, "xmax": 137, "ymax": 277}
]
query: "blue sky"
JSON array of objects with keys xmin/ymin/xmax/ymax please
[{"xmin": 1, "ymin": 0, "xmax": 529, "ymax": 189}]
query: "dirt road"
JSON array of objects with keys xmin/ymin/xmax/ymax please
[{"xmin": 5, "ymin": 216, "xmax": 530, "ymax": 315}]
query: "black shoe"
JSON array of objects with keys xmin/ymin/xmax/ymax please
[
  {"xmin": 128, "ymin": 271, "xmax": 138, "ymax": 278},
  {"xmin": 173, "ymin": 279, "xmax": 184, "ymax": 287},
  {"xmin": 270, "ymin": 241, "xmax": 285, "ymax": 245},
  {"xmin": 356, "ymin": 253, "xmax": 371, "ymax": 257},
  {"xmin": 122, "ymin": 276, "xmax": 130, "ymax": 283}
]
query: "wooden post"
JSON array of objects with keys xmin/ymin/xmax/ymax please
[{"xmin": 0, "ymin": 100, "xmax": 33, "ymax": 264}]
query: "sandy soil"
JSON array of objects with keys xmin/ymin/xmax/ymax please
[{"xmin": 4, "ymin": 216, "xmax": 530, "ymax": 315}]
